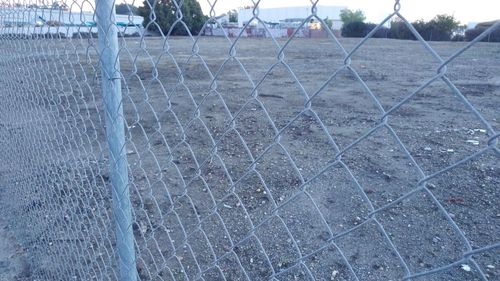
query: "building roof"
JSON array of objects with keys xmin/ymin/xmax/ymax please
[
  {"xmin": 237, "ymin": 5, "xmax": 346, "ymax": 28},
  {"xmin": 475, "ymin": 20, "xmax": 500, "ymax": 29}
]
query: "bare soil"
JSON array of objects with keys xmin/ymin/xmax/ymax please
[
  {"xmin": 0, "ymin": 35, "xmax": 498, "ymax": 281},
  {"xmin": 0, "ymin": 212, "xmax": 30, "ymax": 281}
]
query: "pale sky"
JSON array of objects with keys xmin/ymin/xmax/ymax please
[{"xmin": 197, "ymin": 0, "xmax": 499, "ymax": 24}]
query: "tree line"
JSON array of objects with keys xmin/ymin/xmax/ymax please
[
  {"xmin": 339, "ymin": 9, "xmax": 500, "ymax": 42},
  {"xmin": 114, "ymin": 2, "xmax": 499, "ymax": 42},
  {"xmin": 116, "ymin": 0, "xmax": 207, "ymax": 36}
]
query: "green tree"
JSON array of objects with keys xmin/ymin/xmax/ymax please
[
  {"xmin": 115, "ymin": 3, "xmax": 138, "ymax": 15},
  {"xmin": 340, "ymin": 8, "xmax": 366, "ymax": 26},
  {"xmin": 427, "ymin": 14, "xmax": 461, "ymax": 40},
  {"xmin": 323, "ymin": 17, "xmax": 333, "ymax": 30},
  {"xmin": 412, "ymin": 15, "xmax": 461, "ymax": 41},
  {"xmin": 341, "ymin": 21, "xmax": 367, "ymax": 37},
  {"xmin": 389, "ymin": 19, "xmax": 415, "ymax": 40},
  {"xmin": 389, "ymin": 15, "xmax": 462, "ymax": 41},
  {"xmin": 138, "ymin": 0, "xmax": 207, "ymax": 36}
]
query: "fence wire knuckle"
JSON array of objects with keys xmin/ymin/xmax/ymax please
[{"xmin": 0, "ymin": 0, "xmax": 498, "ymax": 280}]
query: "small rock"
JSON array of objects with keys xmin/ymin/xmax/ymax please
[
  {"xmin": 331, "ymin": 270, "xmax": 339, "ymax": 280},
  {"xmin": 466, "ymin": 140, "xmax": 479, "ymax": 146},
  {"xmin": 426, "ymin": 183, "xmax": 436, "ymax": 189},
  {"xmin": 461, "ymin": 264, "xmax": 471, "ymax": 272},
  {"xmin": 139, "ymin": 221, "xmax": 148, "ymax": 234},
  {"xmin": 424, "ymin": 147, "xmax": 432, "ymax": 151}
]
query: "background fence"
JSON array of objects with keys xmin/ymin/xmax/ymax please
[{"xmin": 0, "ymin": 0, "xmax": 499, "ymax": 280}]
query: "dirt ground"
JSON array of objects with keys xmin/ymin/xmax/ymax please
[
  {"xmin": 0, "ymin": 212, "xmax": 30, "ymax": 281},
  {"xmin": 0, "ymin": 35, "xmax": 499, "ymax": 281}
]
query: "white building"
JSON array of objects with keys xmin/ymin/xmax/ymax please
[
  {"xmin": 0, "ymin": 7, "xmax": 144, "ymax": 36},
  {"xmin": 237, "ymin": 5, "xmax": 345, "ymax": 30}
]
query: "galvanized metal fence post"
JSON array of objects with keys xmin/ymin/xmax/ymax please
[{"xmin": 96, "ymin": 1, "xmax": 137, "ymax": 280}]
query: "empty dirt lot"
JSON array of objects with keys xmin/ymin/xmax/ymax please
[{"xmin": 0, "ymin": 35, "xmax": 498, "ymax": 280}]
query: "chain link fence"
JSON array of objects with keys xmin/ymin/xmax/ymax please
[{"xmin": 0, "ymin": 0, "xmax": 499, "ymax": 280}]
